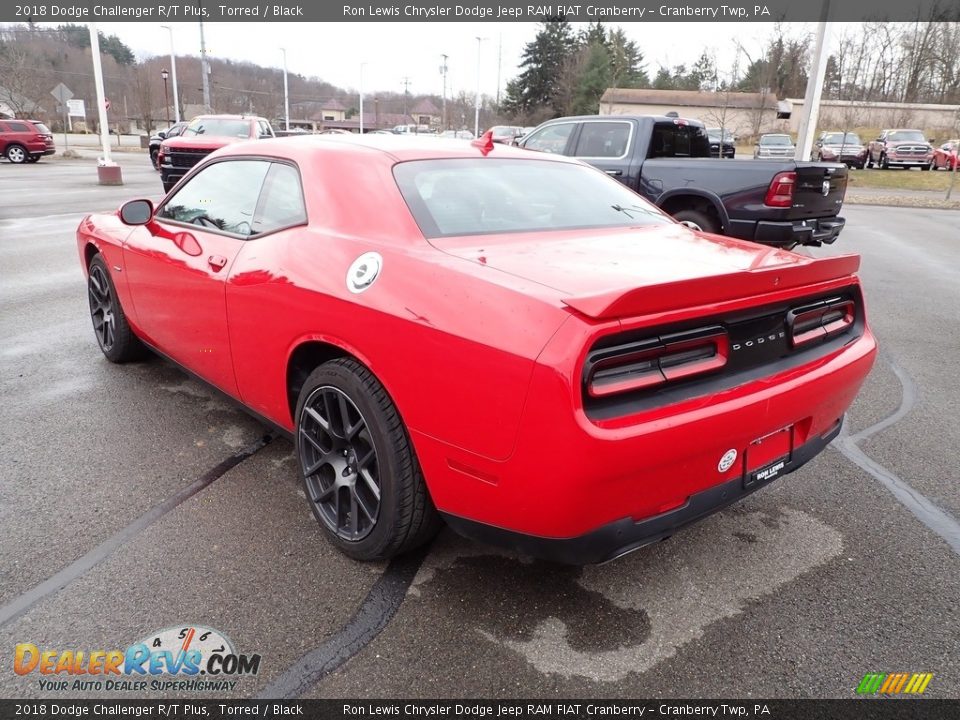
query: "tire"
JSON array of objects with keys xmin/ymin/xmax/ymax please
[
  {"xmin": 865, "ymin": 153, "xmax": 873, "ymax": 169},
  {"xmin": 673, "ymin": 208, "xmax": 720, "ymax": 234},
  {"xmin": 87, "ymin": 254, "xmax": 145, "ymax": 363},
  {"xmin": 162, "ymin": 179, "xmax": 176, "ymax": 193},
  {"xmin": 5, "ymin": 144, "xmax": 27, "ymax": 164},
  {"xmin": 921, "ymin": 163, "xmax": 931, "ymax": 171},
  {"xmin": 880, "ymin": 153, "xmax": 889, "ymax": 169},
  {"xmin": 150, "ymin": 149, "xmax": 159, "ymax": 170},
  {"xmin": 295, "ymin": 358, "xmax": 441, "ymax": 561}
]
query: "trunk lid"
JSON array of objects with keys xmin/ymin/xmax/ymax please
[
  {"xmin": 788, "ymin": 162, "xmax": 847, "ymax": 220},
  {"xmin": 435, "ymin": 224, "xmax": 860, "ymax": 320}
]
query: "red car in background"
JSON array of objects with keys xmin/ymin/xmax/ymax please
[
  {"xmin": 933, "ymin": 140, "xmax": 958, "ymax": 170},
  {"xmin": 77, "ymin": 135, "xmax": 876, "ymax": 563},
  {"xmin": 0, "ymin": 118, "xmax": 55, "ymax": 163}
]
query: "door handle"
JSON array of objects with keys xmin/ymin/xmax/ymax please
[
  {"xmin": 208, "ymin": 255, "xmax": 228, "ymax": 271},
  {"xmin": 605, "ymin": 169, "xmax": 623, "ymax": 176}
]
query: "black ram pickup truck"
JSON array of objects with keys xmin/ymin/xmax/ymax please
[{"xmin": 519, "ymin": 115, "xmax": 848, "ymax": 248}]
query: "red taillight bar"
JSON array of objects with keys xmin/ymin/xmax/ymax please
[
  {"xmin": 788, "ymin": 298, "xmax": 855, "ymax": 348},
  {"xmin": 587, "ymin": 327, "xmax": 728, "ymax": 398}
]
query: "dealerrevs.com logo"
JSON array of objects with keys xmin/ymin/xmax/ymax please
[{"xmin": 14, "ymin": 625, "xmax": 261, "ymax": 693}]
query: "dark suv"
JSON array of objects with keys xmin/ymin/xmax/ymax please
[
  {"xmin": 0, "ymin": 119, "xmax": 55, "ymax": 163},
  {"xmin": 149, "ymin": 122, "xmax": 187, "ymax": 170}
]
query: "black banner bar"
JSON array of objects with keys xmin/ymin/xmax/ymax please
[
  {"xmin": 0, "ymin": 700, "xmax": 957, "ymax": 720},
  {"xmin": 2, "ymin": 0, "xmax": 960, "ymax": 23}
]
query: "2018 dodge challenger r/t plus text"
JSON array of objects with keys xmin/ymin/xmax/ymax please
[{"xmin": 77, "ymin": 134, "xmax": 877, "ymax": 564}]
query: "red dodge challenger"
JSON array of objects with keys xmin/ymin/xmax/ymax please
[{"xmin": 77, "ymin": 134, "xmax": 877, "ymax": 563}]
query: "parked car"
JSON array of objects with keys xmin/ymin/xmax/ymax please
[
  {"xmin": 0, "ymin": 118, "xmax": 55, "ymax": 163},
  {"xmin": 149, "ymin": 122, "xmax": 187, "ymax": 170},
  {"xmin": 438, "ymin": 130, "xmax": 474, "ymax": 140},
  {"xmin": 866, "ymin": 129, "xmax": 935, "ymax": 170},
  {"xmin": 519, "ymin": 115, "xmax": 848, "ymax": 248},
  {"xmin": 933, "ymin": 140, "xmax": 958, "ymax": 171},
  {"xmin": 754, "ymin": 134, "xmax": 796, "ymax": 160},
  {"xmin": 76, "ymin": 134, "xmax": 876, "ymax": 563},
  {"xmin": 815, "ymin": 132, "xmax": 867, "ymax": 169},
  {"xmin": 706, "ymin": 128, "xmax": 736, "ymax": 158},
  {"xmin": 487, "ymin": 125, "xmax": 525, "ymax": 145},
  {"xmin": 159, "ymin": 114, "xmax": 274, "ymax": 192}
]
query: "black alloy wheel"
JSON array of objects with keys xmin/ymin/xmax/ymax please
[
  {"xmin": 300, "ymin": 385, "xmax": 382, "ymax": 542},
  {"xmin": 86, "ymin": 255, "xmax": 143, "ymax": 363},
  {"xmin": 295, "ymin": 359, "xmax": 441, "ymax": 560}
]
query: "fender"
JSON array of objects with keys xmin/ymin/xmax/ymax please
[{"xmin": 655, "ymin": 187, "xmax": 730, "ymax": 230}]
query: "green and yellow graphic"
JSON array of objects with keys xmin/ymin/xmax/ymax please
[{"xmin": 857, "ymin": 672, "xmax": 933, "ymax": 695}]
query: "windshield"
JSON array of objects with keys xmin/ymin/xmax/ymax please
[
  {"xmin": 183, "ymin": 118, "xmax": 252, "ymax": 138},
  {"xmin": 761, "ymin": 135, "xmax": 793, "ymax": 146},
  {"xmin": 394, "ymin": 158, "xmax": 671, "ymax": 239},
  {"xmin": 823, "ymin": 133, "xmax": 861, "ymax": 145},
  {"xmin": 888, "ymin": 130, "xmax": 926, "ymax": 143}
]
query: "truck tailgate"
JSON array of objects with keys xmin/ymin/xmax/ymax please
[{"xmin": 789, "ymin": 163, "xmax": 847, "ymax": 220}]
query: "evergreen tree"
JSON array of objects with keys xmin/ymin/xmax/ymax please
[
  {"xmin": 608, "ymin": 28, "xmax": 649, "ymax": 88},
  {"xmin": 501, "ymin": 17, "xmax": 576, "ymax": 118},
  {"xmin": 572, "ymin": 40, "xmax": 612, "ymax": 114}
]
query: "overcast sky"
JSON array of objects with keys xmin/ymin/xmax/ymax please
[{"xmin": 21, "ymin": 21, "xmax": 824, "ymax": 98}]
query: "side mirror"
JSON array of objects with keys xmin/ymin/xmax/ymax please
[
  {"xmin": 119, "ymin": 199, "xmax": 153, "ymax": 226},
  {"xmin": 157, "ymin": 131, "xmax": 167, "ymax": 140}
]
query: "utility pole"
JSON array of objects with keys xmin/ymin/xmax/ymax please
[
  {"xmin": 359, "ymin": 62, "xmax": 367, "ymax": 133},
  {"xmin": 401, "ymin": 76, "xmax": 411, "ymax": 118},
  {"xmin": 496, "ymin": 34, "xmax": 502, "ymax": 107},
  {"xmin": 88, "ymin": 22, "xmax": 121, "ymax": 184},
  {"xmin": 198, "ymin": 5, "xmax": 211, "ymax": 112},
  {"xmin": 439, "ymin": 54, "xmax": 448, "ymax": 130}
]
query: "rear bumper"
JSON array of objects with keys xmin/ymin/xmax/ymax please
[
  {"xmin": 443, "ymin": 419, "xmax": 842, "ymax": 565},
  {"xmin": 730, "ymin": 215, "xmax": 846, "ymax": 247}
]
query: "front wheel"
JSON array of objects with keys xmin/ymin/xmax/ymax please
[
  {"xmin": 673, "ymin": 208, "xmax": 720, "ymax": 234},
  {"xmin": 296, "ymin": 359, "xmax": 440, "ymax": 561},
  {"xmin": 87, "ymin": 255, "xmax": 144, "ymax": 363},
  {"xmin": 921, "ymin": 163, "xmax": 931, "ymax": 171},
  {"xmin": 880, "ymin": 153, "xmax": 889, "ymax": 169},
  {"xmin": 150, "ymin": 149, "xmax": 159, "ymax": 170}
]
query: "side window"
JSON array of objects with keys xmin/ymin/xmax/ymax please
[
  {"xmin": 257, "ymin": 121, "xmax": 273, "ymax": 138},
  {"xmin": 157, "ymin": 160, "xmax": 270, "ymax": 237},
  {"xmin": 168, "ymin": 124, "xmax": 184, "ymax": 138},
  {"xmin": 574, "ymin": 122, "xmax": 631, "ymax": 158},
  {"xmin": 7, "ymin": 122, "xmax": 30, "ymax": 132},
  {"xmin": 0, "ymin": 123, "xmax": 8, "ymax": 133},
  {"xmin": 522, "ymin": 123, "xmax": 575, "ymax": 155},
  {"xmin": 253, "ymin": 163, "xmax": 307, "ymax": 234},
  {"xmin": 648, "ymin": 123, "xmax": 711, "ymax": 158}
]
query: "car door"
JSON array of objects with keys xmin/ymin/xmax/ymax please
[{"xmin": 122, "ymin": 158, "xmax": 272, "ymax": 397}]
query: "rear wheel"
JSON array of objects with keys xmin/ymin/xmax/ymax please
[
  {"xmin": 5, "ymin": 144, "xmax": 27, "ymax": 164},
  {"xmin": 296, "ymin": 359, "xmax": 440, "ymax": 561},
  {"xmin": 673, "ymin": 208, "xmax": 720, "ymax": 234},
  {"xmin": 87, "ymin": 255, "xmax": 144, "ymax": 363}
]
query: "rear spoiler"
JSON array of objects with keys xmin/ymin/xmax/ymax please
[{"xmin": 562, "ymin": 254, "xmax": 861, "ymax": 320}]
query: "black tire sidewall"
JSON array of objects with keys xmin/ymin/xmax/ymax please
[
  {"xmin": 673, "ymin": 209, "xmax": 719, "ymax": 234},
  {"xmin": 295, "ymin": 361, "xmax": 412, "ymax": 560}
]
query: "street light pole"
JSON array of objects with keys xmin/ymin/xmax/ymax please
[
  {"xmin": 160, "ymin": 24, "xmax": 180, "ymax": 122},
  {"xmin": 88, "ymin": 22, "xmax": 121, "ymax": 185},
  {"xmin": 440, "ymin": 54, "xmax": 448, "ymax": 131},
  {"xmin": 474, "ymin": 37, "xmax": 483, "ymax": 137},
  {"xmin": 161, "ymin": 69, "xmax": 170, "ymax": 125},
  {"xmin": 280, "ymin": 47, "xmax": 289, "ymax": 131},
  {"xmin": 198, "ymin": 6, "xmax": 211, "ymax": 112},
  {"xmin": 359, "ymin": 65, "xmax": 364, "ymax": 134}
]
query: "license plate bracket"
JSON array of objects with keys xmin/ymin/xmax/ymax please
[{"xmin": 744, "ymin": 426, "xmax": 793, "ymax": 489}]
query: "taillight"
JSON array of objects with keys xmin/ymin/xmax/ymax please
[
  {"xmin": 764, "ymin": 171, "xmax": 796, "ymax": 207},
  {"xmin": 787, "ymin": 298, "xmax": 855, "ymax": 348},
  {"xmin": 586, "ymin": 326, "xmax": 728, "ymax": 398}
]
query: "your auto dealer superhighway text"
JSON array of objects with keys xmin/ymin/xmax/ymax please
[{"xmin": 343, "ymin": 5, "xmax": 769, "ymax": 18}]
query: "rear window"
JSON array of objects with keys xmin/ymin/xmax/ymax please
[
  {"xmin": 394, "ymin": 158, "xmax": 671, "ymax": 239},
  {"xmin": 648, "ymin": 122, "xmax": 711, "ymax": 158},
  {"xmin": 183, "ymin": 118, "xmax": 252, "ymax": 138},
  {"xmin": 32, "ymin": 123, "xmax": 52, "ymax": 134}
]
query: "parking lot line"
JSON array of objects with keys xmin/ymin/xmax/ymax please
[{"xmin": 0, "ymin": 434, "xmax": 274, "ymax": 629}]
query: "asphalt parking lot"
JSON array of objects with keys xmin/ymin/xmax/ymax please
[{"xmin": 2, "ymin": 158, "xmax": 959, "ymax": 700}]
